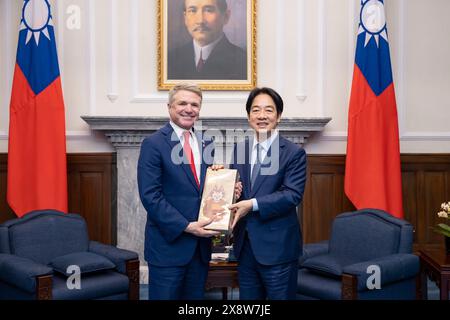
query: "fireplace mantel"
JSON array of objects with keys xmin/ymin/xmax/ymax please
[{"xmin": 82, "ymin": 116, "xmax": 331, "ymax": 147}]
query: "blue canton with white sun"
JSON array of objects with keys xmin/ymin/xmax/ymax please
[
  {"xmin": 355, "ymin": 0, "xmax": 393, "ymax": 96},
  {"xmin": 17, "ymin": 0, "xmax": 60, "ymax": 95}
]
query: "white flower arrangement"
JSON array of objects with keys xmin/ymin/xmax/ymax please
[{"xmin": 435, "ymin": 201, "xmax": 450, "ymax": 237}]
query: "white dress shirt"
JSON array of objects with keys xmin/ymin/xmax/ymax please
[
  {"xmin": 170, "ymin": 121, "xmax": 201, "ymax": 183},
  {"xmin": 193, "ymin": 34, "xmax": 224, "ymax": 67}
]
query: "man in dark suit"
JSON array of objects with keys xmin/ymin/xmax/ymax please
[
  {"xmin": 168, "ymin": 0, "xmax": 247, "ymax": 80},
  {"xmin": 137, "ymin": 83, "xmax": 219, "ymax": 300},
  {"xmin": 229, "ymin": 87, "xmax": 307, "ymax": 300}
]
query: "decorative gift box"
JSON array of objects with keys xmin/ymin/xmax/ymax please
[{"xmin": 198, "ymin": 168, "xmax": 239, "ymax": 232}]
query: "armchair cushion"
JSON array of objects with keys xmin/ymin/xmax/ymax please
[
  {"xmin": 0, "ymin": 253, "xmax": 52, "ymax": 293},
  {"xmin": 89, "ymin": 241, "xmax": 139, "ymax": 274},
  {"xmin": 302, "ymin": 254, "xmax": 353, "ymax": 278},
  {"xmin": 50, "ymin": 252, "xmax": 116, "ymax": 277},
  {"xmin": 342, "ymin": 253, "xmax": 420, "ymax": 291}
]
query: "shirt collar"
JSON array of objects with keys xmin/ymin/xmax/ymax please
[
  {"xmin": 170, "ymin": 121, "xmax": 194, "ymax": 140},
  {"xmin": 252, "ymin": 130, "xmax": 279, "ymax": 152},
  {"xmin": 193, "ymin": 34, "xmax": 224, "ymax": 64}
]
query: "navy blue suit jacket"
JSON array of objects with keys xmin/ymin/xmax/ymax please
[
  {"xmin": 231, "ymin": 135, "xmax": 307, "ymax": 265},
  {"xmin": 137, "ymin": 123, "xmax": 214, "ymax": 267}
]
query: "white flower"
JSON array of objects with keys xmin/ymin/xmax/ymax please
[
  {"xmin": 441, "ymin": 202, "xmax": 450, "ymax": 212},
  {"xmin": 438, "ymin": 211, "xmax": 449, "ymax": 218}
]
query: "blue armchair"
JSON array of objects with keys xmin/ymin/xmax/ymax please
[
  {"xmin": 297, "ymin": 209, "xmax": 419, "ymax": 300},
  {"xmin": 0, "ymin": 210, "xmax": 139, "ymax": 300}
]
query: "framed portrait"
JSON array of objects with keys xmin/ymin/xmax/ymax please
[{"xmin": 158, "ymin": 0, "xmax": 257, "ymax": 91}]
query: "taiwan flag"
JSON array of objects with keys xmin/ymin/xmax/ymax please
[
  {"xmin": 344, "ymin": 0, "xmax": 403, "ymax": 218},
  {"xmin": 8, "ymin": 0, "xmax": 67, "ymax": 217}
]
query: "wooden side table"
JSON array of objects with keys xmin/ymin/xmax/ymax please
[
  {"xmin": 206, "ymin": 261, "xmax": 239, "ymax": 300},
  {"xmin": 418, "ymin": 249, "xmax": 450, "ymax": 300}
]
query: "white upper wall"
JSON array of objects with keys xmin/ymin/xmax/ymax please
[{"xmin": 0, "ymin": 0, "xmax": 449, "ymax": 153}]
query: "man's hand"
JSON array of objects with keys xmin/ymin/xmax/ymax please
[
  {"xmin": 234, "ymin": 181, "xmax": 243, "ymax": 199},
  {"xmin": 210, "ymin": 164, "xmax": 225, "ymax": 171},
  {"xmin": 185, "ymin": 219, "xmax": 220, "ymax": 238},
  {"xmin": 229, "ymin": 200, "xmax": 253, "ymax": 230}
]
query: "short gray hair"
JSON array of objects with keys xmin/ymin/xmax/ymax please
[{"xmin": 168, "ymin": 83, "xmax": 203, "ymax": 105}]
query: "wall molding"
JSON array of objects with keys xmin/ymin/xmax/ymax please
[
  {"xmin": 130, "ymin": 0, "xmax": 140, "ymax": 101},
  {"xmin": 401, "ymin": 132, "xmax": 450, "ymax": 141},
  {"xmin": 107, "ymin": 0, "xmax": 119, "ymax": 103},
  {"xmin": 321, "ymin": 131, "xmax": 347, "ymax": 141},
  {"xmin": 66, "ymin": 131, "xmax": 93, "ymax": 139},
  {"xmin": 296, "ymin": 0, "xmax": 307, "ymax": 102},
  {"xmin": 396, "ymin": 0, "xmax": 406, "ymax": 137},
  {"xmin": 348, "ymin": 0, "xmax": 357, "ymax": 95},
  {"xmin": 317, "ymin": 131, "xmax": 450, "ymax": 142},
  {"xmin": 130, "ymin": 92, "xmax": 249, "ymax": 104},
  {"xmin": 275, "ymin": 0, "xmax": 286, "ymax": 94},
  {"xmin": 88, "ymin": 0, "xmax": 96, "ymax": 115},
  {"xmin": 317, "ymin": 0, "xmax": 326, "ymax": 117},
  {"xmin": 4, "ymin": 0, "xmax": 12, "ymax": 109},
  {"xmin": 56, "ymin": 0, "xmax": 65, "ymax": 89},
  {"xmin": 0, "ymin": 131, "xmax": 93, "ymax": 141}
]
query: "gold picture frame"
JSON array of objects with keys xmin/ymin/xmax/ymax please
[{"xmin": 158, "ymin": 0, "xmax": 257, "ymax": 91}]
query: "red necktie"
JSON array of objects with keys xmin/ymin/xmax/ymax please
[
  {"xmin": 196, "ymin": 50, "xmax": 205, "ymax": 72},
  {"xmin": 183, "ymin": 131, "xmax": 200, "ymax": 187}
]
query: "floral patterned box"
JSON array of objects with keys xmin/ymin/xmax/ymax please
[{"xmin": 198, "ymin": 168, "xmax": 239, "ymax": 232}]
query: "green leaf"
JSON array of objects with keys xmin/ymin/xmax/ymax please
[
  {"xmin": 434, "ymin": 225, "xmax": 450, "ymax": 237},
  {"xmin": 437, "ymin": 223, "xmax": 450, "ymax": 232}
]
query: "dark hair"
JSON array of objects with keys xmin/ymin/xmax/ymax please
[
  {"xmin": 245, "ymin": 87, "xmax": 284, "ymax": 115},
  {"xmin": 184, "ymin": 0, "xmax": 228, "ymax": 14}
]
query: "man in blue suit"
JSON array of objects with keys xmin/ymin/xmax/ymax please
[
  {"xmin": 229, "ymin": 87, "xmax": 307, "ymax": 300},
  {"xmin": 137, "ymin": 83, "xmax": 220, "ymax": 300}
]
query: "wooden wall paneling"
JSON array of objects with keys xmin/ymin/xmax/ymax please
[
  {"xmin": 303, "ymin": 173, "xmax": 336, "ymax": 243},
  {"xmin": 67, "ymin": 154, "xmax": 116, "ymax": 245},
  {"xmin": 0, "ymin": 155, "xmax": 16, "ymax": 222},
  {"xmin": 302, "ymin": 156, "xmax": 355, "ymax": 244},
  {"xmin": 1, "ymin": 153, "xmax": 449, "ymax": 249},
  {"xmin": 0, "ymin": 153, "xmax": 116, "ymax": 246},
  {"xmin": 303, "ymin": 154, "xmax": 450, "ymax": 249},
  {"xmin": 401, "ymin": 171, "xmax": 418, "ymax": 243},
  {"xmin": 423, "ymin": 172, "xmax": 446, "ymax": 245},
  {"xmin": 402, "ymin": 155, "xmax": 450, "ymax": 249}
]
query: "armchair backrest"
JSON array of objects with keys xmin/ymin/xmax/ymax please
[
  {"xmin": 329, "ymin": 209, "xmax": 413, "ymax": 263},
  {"xmin": 0, "ymin": 210, "xmax": 89, "ymax": 265}
]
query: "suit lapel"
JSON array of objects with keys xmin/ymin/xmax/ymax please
[
  {"xmin": 250, "ymin": 136, "xmax": 286, "ymax": 197},
  {"xmin": 241, "ymin": 138, "xmax": 252, "ymax": 199},
  {"xmin": 196, "ymin": 131, "xmax": 208, "ymax": 194}
]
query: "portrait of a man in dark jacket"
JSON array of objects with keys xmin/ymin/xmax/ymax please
[{"xmin": 167, "ymin": 0, "xmax": 247, "ymax": 80}]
